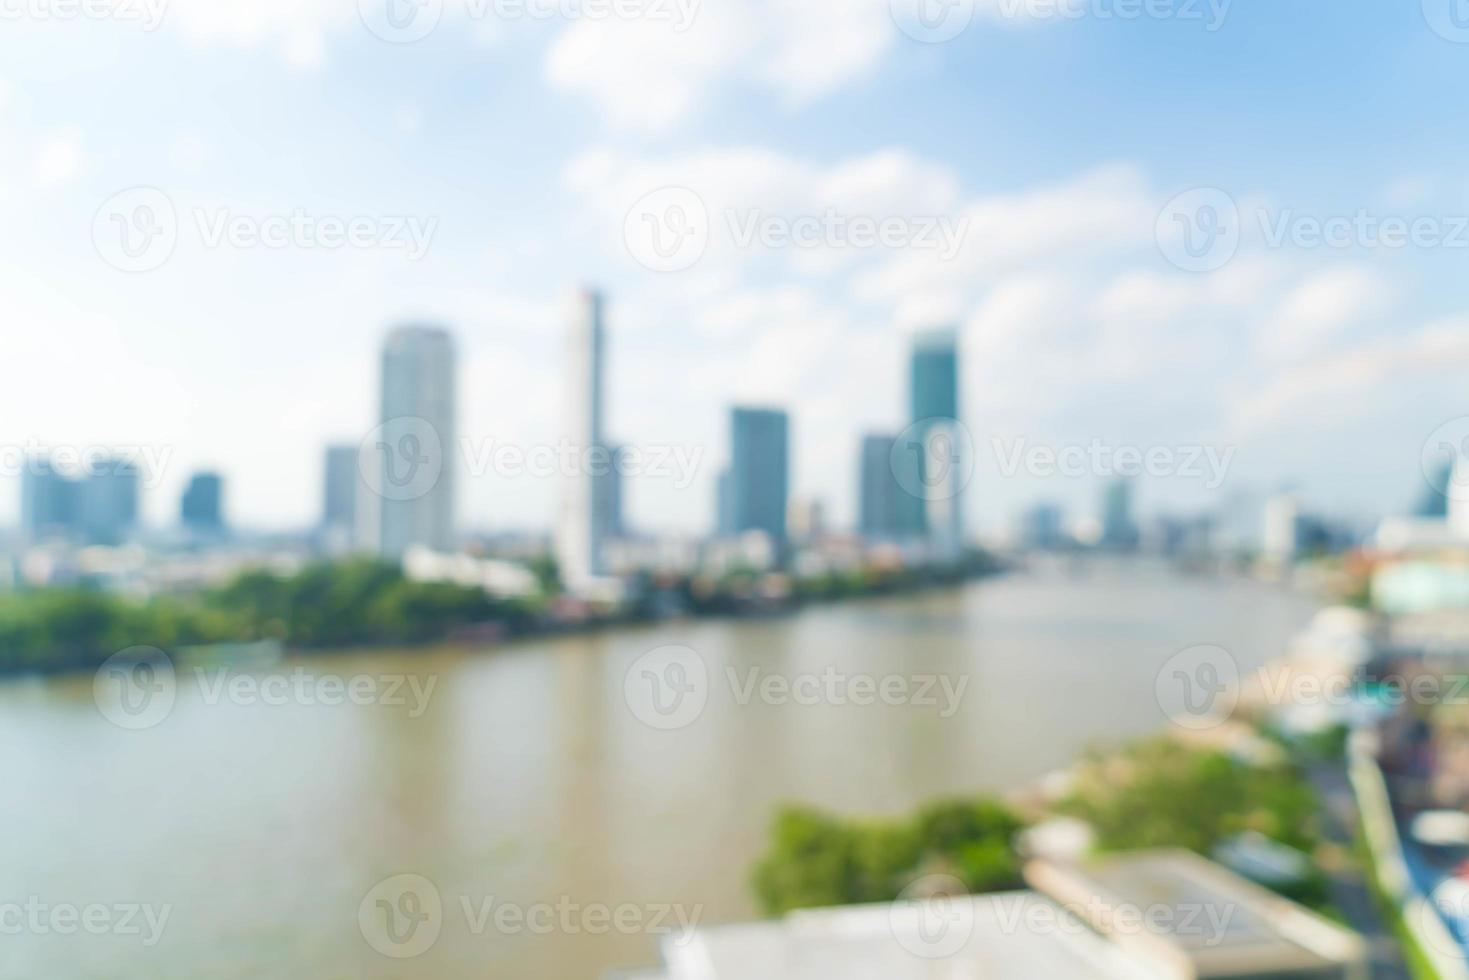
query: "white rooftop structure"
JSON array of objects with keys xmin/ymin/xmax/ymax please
[
  {"xmin": 1026, "ymin": 849, "xmax": 1369, "ymax": 980},
  {"xmin": 657, "ymin": 892, "xmax": 1173, "ymax": 980}
]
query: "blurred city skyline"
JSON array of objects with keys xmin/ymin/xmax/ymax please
[{"xmin": 4, "ymin": 0, "xmax": 1469, "ymax": 536}]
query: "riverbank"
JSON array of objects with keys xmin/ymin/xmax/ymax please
[{"xmin": 0, "ymin": 551, "xmax": 1004, "ymax": 677}]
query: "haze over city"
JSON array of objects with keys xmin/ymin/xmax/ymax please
[
  {"xmin": 11, "ymin": 3, "xmax": 1469, "ymax": 979},
  {"xmin": 4, "ymin": 0, "xmax": 1468, "ymax": 537}
]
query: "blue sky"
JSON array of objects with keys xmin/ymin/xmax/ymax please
[{"xmin": 3, "ymin": 0, "xmax": 1468, "ymax": 538}]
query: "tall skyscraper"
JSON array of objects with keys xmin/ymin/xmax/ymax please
[
  {"xmin": 1019, "ymin": 501, "xmax": 1065, "ymax": 550},
  {"xmin": 600, "ymin": 443, "xmax": 627, "ymax": 541},
  {"xmin": 726, "ymin": 407, "xmax": 789, "ymax": 548},
  {"xmin": 716, "ymin": 468, "xmax": 734, "ymax": 537},
  {"xmin": 1263, "ymin": 492, "xmax": 1301, "ymax": 560},
  {"xmin": 1420, "ymin": 459, "xmax": 1454, "ymax": 519},
  {"xmin": 75, "ymin": 458, "xmax": 140, "ymax": 545},
  {"xmin": 859, "ymin": 434, "xmax": 903, "ymax": 539},
  {"xmin": 910, "ymin": 328, "xmax": 959, "ymax": 424},
  {"xmin": 557, "ymin": 289, "xmax": 610, "ymax": 586},
  {"xmin": 908, "ymin": 328, "xmax": 962, "ymax": 553},
  {"xmin": 321, "ymin": 444, "xmax": 360, "ymax": 547},
  {"xmin": 1099, "ymin": 477, "xmax": 1139, "ymax": 552},
  {"xmin": 180, "ymin": 472, "xmax": 224, "ymax": 533},
  {"xmin": 1448, "ymin": 457, "xmax": 1469, "ymax": 541},
  {"xmin": 20, "ymin": 458, "xmax": 77, "ymax": 542},
  {"xmin": 377, "ymin": 324, "xmax": 456, "ymax": 558}
]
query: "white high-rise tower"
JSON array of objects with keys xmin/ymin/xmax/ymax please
[
  {"xmin": 1450, "ymin": 456, "xmax": 1469, "ymax": 541},
  {"xmin": 557, "ymin": 289, "xmax": 609, "ymax": 587}
]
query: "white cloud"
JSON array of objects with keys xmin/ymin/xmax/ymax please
[
  {"xmin": 966, "ymin": 274, "xmax": 1075, "ymax": 357},
  {"xmin": 1230, "ymin": 317, "xmax": 1469, "ymax": 436},
  {"xmin": 756, "ymin": 0, "xmax": 892, "ymax": 104},
  {"xmin": 564, "ymin": 143, "xmax": 963, "ymax": 275},
  {"xmin": 1090, "ymin": 270, "xmax": 1197, "ymax": 325},
  {"xmin": 1263, "ymin": 266, "xmax": 1389, "ymax": 361},
  {"xmin": 856, "ymin": 164, "xmax": 1153, "ymax": 302},
  {"xmin": 169, "ymin": 134, "xmax": 210, "ymax": 173},
  {"xmin": 161, "ymin": 0, "xmax": 350, "ymax": 67},
  {"xmin": 31, "ymin": 126, "xmax": 83, "ymax": 188},
  {"xmin": 545, "ymin": 0, "xmax": 891, "ymax": 130},
  {"xmin": 546, "ymin": 8, "xmax": 754, "ymax": 130}
]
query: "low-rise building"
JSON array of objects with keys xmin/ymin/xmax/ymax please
[
  {"xmin": 1025, "ymin": 849, "xmax": 1369, "ymax": 980},
  {"xmin": 654, "ymin": 892, "xmax": 1172, "ymax": 979}
]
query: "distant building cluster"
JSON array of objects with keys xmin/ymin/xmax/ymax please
[
  {"xmin": 22, "ymin": 456, "xmax": 141, "ymax": 546},
  {"xmin": 18, "ymin": 279, "xmax": 1459, "ymax": 597},
  {"xmin": 291, "ymin": 290, "xmax": 974, "ymax": 595}
]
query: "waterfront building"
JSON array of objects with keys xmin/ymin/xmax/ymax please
[
  {"xmin": 77, "ymin": 456, "xmax": 140, "ymax": 546},
  {"xmin": 376, "ymin": 323, "xmax": 456, "ymax": 558},
  {"xmin": 1451, "ymin": 457, "xmax": 1469, "ymax": 541},
  {"xmin": 20, "ymin": 458, "xmax": 77, "ymax": 542},
  {"xmin": 556, "ymin": 289, "xmax": 612, "ymax": 587},
  {"xmin": 725, "ymin": 407, "xmax": 789, "ymax": 549},
  {"xmin": 180, "ymin": 471, "xmax": 224, "ymax": 533},
  {"xmin": 1018, "ymin": 501, "xmax": 1066, "ymax": 550},
  {"xmin": 321, "ymin": 444, "xmax": 359, "ymax": 549},
  {"xmin": 1418, "ymin": 459, "xmax": 1453, "ymax": 519},
  {"xmin": 858, "ymin": 434, "xmax": 904, "ymax": 540},
  {"xmin": 1263, "ymin": 493, "xmax": 1301, "ymax": 561},
  {"xmin": 908, "ymin": 328, "xmax": 962, "ymax": 552},
  {"xmin": 1099, "ymin": 477, "xmax": 1139, "ymax": 552},
  {"xmin": 601, "ymin": 443, "xmax": 627, "ymax": 540}
]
